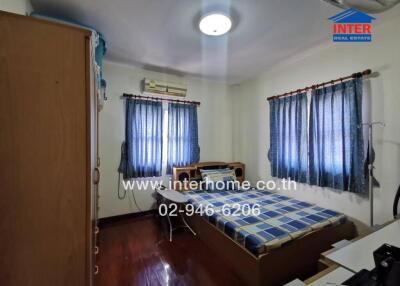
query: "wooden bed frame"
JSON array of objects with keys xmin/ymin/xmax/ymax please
[
  {"xmin": 174, "ymin": 162, "xmax": 357, "ymax": 286},
  {"xmin": 188, "ymin": 214, "xmax": 356, "ymax": 286}
]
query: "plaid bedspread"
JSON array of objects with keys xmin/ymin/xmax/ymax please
[{"xmin": 183, "ymin": 189, "xmax": 346, "ymax": 256}]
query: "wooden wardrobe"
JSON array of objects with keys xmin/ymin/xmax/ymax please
[{"xmin": 0, "ymin": 11, "xmax": 99, "ymax": 286}]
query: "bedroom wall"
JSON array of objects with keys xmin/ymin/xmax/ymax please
[
  {"xmin": 232, "ymin": 14, "xmax": 400, "ymax": 227},
  {"xmin": 0, "ymin": 0, "xmax": 32, "ymax": 14},
  {"xmin": 98, "ymin": 61, "xmax": 233, "ymax": 218}
]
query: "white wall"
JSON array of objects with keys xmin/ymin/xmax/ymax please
[
  {"xmin": 232, "ymin": 15, "xmax": 400, "ymax": 227},
  {"xmin": 98, "ymin": 61, "xmax": 233, "ymax": 218},
  {"xmin": 0, "ymin": 0, "xmax": 32, "ymax": 14},
  {"xmin": 99, "ymin": 12, "xmax": 400, "ymax": 224}
]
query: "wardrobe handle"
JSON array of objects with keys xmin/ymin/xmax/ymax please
[
  {"xmin": 95, "ymin": 226, "xmax": 99, "ymax": 234},
  {"xmin": 94, "ymin": 168, "xmax": 100, "ymax": 185},
  {"xmin": 94, "ymin": 265, "xmax": 99, "ymax": 275},
  {"xmin": 95, "ymin": 246, "xmax": 99, "ymax": 255}
]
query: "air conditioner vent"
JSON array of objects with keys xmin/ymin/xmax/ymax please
[
  {"xmin": 141, "ymin": 78, "xmax": 187, "ymax": 97},
  {"xmin": 323, "ymin": 0, "xmax": 400, "ymax": 13}
]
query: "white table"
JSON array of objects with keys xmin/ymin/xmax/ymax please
[
  {"xmin": 326, "ymin": 219, "xmax": 400, "ymax": 273},
  {"xmin": 157, "ymin": 189, "xmax": 189, "ymax": 203},
  {"xmin": 284, "ymin": 279, "xmax": 306, "ymax": 286},
  {"xmin": 308, "ymin": 267, "xmax": 353, "ymax": 286},
  {"xmin": 285, "ymin": 267, "xmax": 353, "ymax": 286},
  {"xmin": 157, "ymin": 189, "xmax": 196, "ymax": 242}
]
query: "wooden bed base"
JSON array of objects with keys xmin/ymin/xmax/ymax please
[
  {"xmin": 173, "ymin": 162, "xmax": 357, "ymax": 285},
  {"xmin": 188, "ymin": 215, "xmax": 356, "ymax": 286}
]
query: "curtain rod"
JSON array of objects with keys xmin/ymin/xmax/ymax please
[
  {"xmin": 267, "ymin": 69, "xmax": 372, "ymax": 101},
  {"xmin": 122, "ymin": 93, "xmax": 201, "ymax": 106}
]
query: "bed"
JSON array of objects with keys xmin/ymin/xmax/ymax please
[{"xmin": 172, "ymin": 162, "xmax": 357, "ymax": 286}]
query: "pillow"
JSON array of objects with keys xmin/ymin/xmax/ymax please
[
  {"xmin": 200, "ymin": 168, "xmax": 236, "ymax": 180},
  {"xmin": 200, "ymin": 168, "xmax": 237, "ymax": 191}
]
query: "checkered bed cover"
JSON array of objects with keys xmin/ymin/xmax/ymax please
[{"xmin": 184, "ymin": 189, "xmax": 346, "ymax": 256}]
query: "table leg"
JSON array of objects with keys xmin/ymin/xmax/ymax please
[
  {"xmin": 166, "ymin": 212, "xmax": 173, "ymax": 242},
  {"xmin": 179, "ymin": 204, "xmax": 196, "ymax": 236},
  {"xmin": 180, "ymin": 214, "xmax": 196, "ymax": 236}
]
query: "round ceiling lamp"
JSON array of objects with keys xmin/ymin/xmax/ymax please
[{"xmin": 199, "ymin": 13, "xmax": 232, "ymax": 36}]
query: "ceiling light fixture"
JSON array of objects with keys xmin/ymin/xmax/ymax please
[{"xmin": 199, "ymin": 13, "xmax": 232, "ymax": 36}]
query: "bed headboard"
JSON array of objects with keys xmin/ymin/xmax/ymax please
[{"xmin": 172, "ymin": 162, "xmax": 245, "ymax": 191}]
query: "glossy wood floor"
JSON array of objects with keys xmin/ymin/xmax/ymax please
[{"xmin": 96, "ymin": 214, "xmax": 243, "ymax": 286}]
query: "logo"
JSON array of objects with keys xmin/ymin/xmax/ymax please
[{"xmin": 328, "ymin": 9, "xmax": 376, "ymax": 42}]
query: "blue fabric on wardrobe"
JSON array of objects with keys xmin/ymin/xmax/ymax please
[
  {"xmin": 268, "ymin": 92, "xmax": 308, "ymax": 183},
  {"xmin": 167, "ymin": 103, "xmax": 200, "ymax": 174},
  {"xmin": 309, "ymin": 79, "xmax": 365, "ymax": 193},
  {"xmin": 125, "ymin": 99, "xmax": 163, "ymax": 178}
]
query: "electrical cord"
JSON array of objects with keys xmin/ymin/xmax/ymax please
[
  {"xmin": 117, "ymin": 172, "xmax": 126, "ymax": 200},
  {"xmin": 117, "ymin": 141, "xmax": 143, "ymax": 211},
  {"xmin": 117, "ymin": 172, "xmax": 142, "ymax": 212},
  {"xmin": 130, "ymin": 188, "xmax": 142, "ymax": 212},
  {"xmin": 394, "ymin": 185, "xmax": 400, "ymax": 218}
]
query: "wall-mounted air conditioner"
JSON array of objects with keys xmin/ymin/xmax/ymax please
[
  {"xmin": 141, "ymin": 78, "xmax": 187, "ymax": 97},
  {"xmin": 322, "ymin": 0, "xmax": 400, "ymax": 13}
]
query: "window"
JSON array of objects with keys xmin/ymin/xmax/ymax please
[
  {"xmin": 269, "ymin": 78, "xmax": 366, "ymax": 193},
  {"xmin": 167, "ymin": 103, "xmax": 200, "ymax": 174},
  {"xmin": 269, "ymin": 93, "xmax": 308, "ymax": 183},
  {"xmin": 309, "ymin": 80, "xmax": 365, "ymax": 193},
  {"xmin": 123, "ymin": 99, "xmax": 200, "ymax": 179},
  {"xmin": 125, "ymin": 99, "xmax": 163, "ymax": 178}
]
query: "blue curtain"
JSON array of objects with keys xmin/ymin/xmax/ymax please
[
  {"xmin": 167, "ymin": 103, "xmax": 200, "ymax": 174},
  {"xmin": 268, "ymin": 92, "xmax": 308, "ymax": 183},
  {"xmin": 309, "ymin": 79, "xmax": 365, "ymax": 193},
  {"xmin": 125, "ymin": 99, "xmax": 163, "ymax": 178}
]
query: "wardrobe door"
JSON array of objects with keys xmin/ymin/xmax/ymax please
[{"xmin": 0, "ymin": 12, "xmax": 91, "ymax": 286}]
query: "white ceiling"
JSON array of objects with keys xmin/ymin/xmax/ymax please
[{"xmin": 30, "ymin": 0, "xmax": 398, "ymax": 83}]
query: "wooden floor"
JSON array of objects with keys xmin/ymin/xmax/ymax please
[{"xmin": 96, "ymin": 214, "xmax": 243, "ymax": 286}]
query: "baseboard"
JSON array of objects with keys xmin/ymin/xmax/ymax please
[{"xmin": 98, "ymin": 209, "xmax": 156, "ymax": 227}]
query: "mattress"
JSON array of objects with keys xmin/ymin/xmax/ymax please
[{"xmin": 184, "ymin": 189, "xmax": 346, "ymax": 256}]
